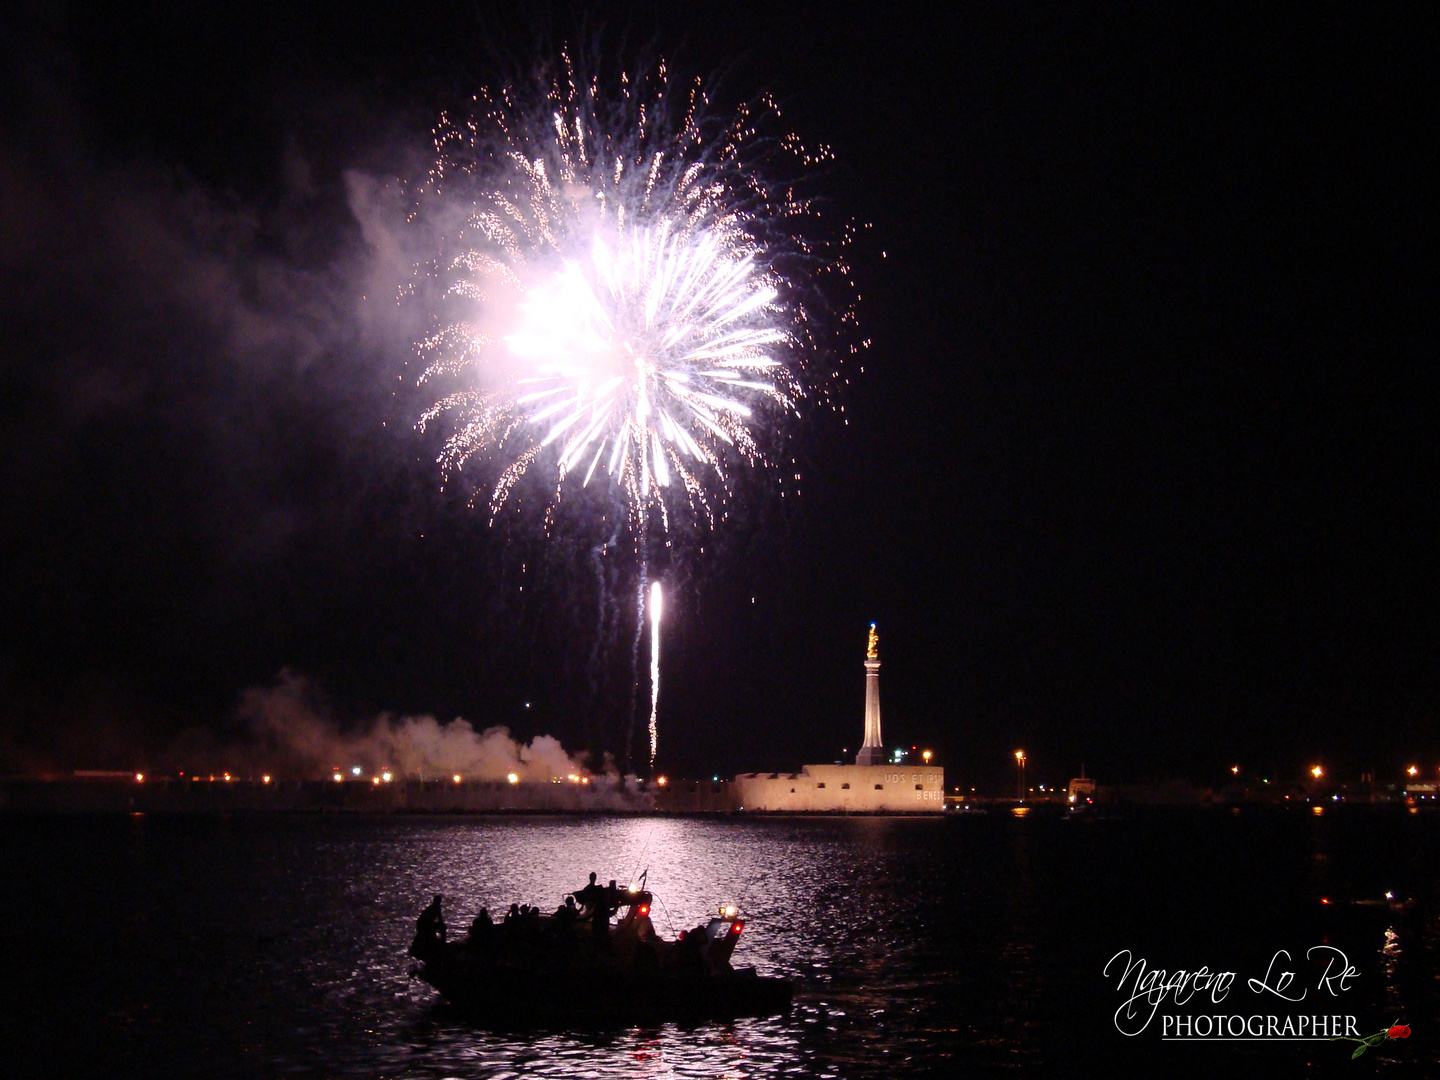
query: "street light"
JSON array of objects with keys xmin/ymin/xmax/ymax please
[
  {"xmin": 1311, "ymin": 765, "xmax": 1323, "ymax": 779},
  {"xmin": 1407, "ymin": 765, "xmax": 1419, "ymax": 777},
  {"xmin": 922, "ymin": 750, "xmax": 933, "ymax": 764},
  {"xmin": 1015, "ymin": 750, "xmax": 1027, "ymax": 802}
]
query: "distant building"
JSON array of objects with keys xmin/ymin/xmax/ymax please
[
  {"xmin": 731, "ymin": 763, "xmax": 944, "ymax": 812},
  {"xmin": 731, "ymin": 625, "xmax": 943, "ymax": 812}
]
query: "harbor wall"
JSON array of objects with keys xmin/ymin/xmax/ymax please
[
  {"xmin": 730, "ymin": 764, "xmax": 945, "ymax": 812},
  {"xmin": 1, "ymin": 769, "xmax": 945, "ymax": 814}
]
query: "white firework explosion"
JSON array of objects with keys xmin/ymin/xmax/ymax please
[{"xmin": 416, "ymin": 51, "xmax": 841, "ymax": 531}]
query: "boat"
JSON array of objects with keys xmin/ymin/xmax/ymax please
[{"xmin": 408, "ymin": 880, "xmax": 793, "ymax": 1024}]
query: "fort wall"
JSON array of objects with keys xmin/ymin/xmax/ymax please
[{"xmin": 731, "ymin": 764, "xmax": 944, "ymax": 812}]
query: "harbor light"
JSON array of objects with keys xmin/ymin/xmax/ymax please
[
  {"xmin": 135, "ymin": 773, "xmax": 144, "ymax": 782},
  {"xmin": 453, "ymin": 774, "xmax": 462, "ymax": 784},
  {"xmin": 332, "ymin": 772, "xmax": 344, "ymax": 782},
  {"xmin": 1407, "ymin": 765, "xmax": 1419, "ymax": 777},
  {"xmin": 351, "ymin": 766, "xmax": 362, "ymax": 777},
  {"xmin": 381, "ymin": 771, "xmax": 392, "ymax": 782},
  {"xmin": 507, "ymin": 772, "xmax": 519, "ymax": 784},
  {"xmin": 1231, "ymin": 765, "xmax": 1240, "ymax": 775},
  {"xmin": 656, "ymin": 775, "xmax": 668, "ymax": 786},
  {"xmin": 262, "ymin": 775, "xmax": 271, "ymax": 784},
  {"xmin": 372, "ymin": 776, "xmax": 381, "ymax": 785},
  {"xmin": 1311, "ymin": 765, "xmax": 1323, "ymax": 779}
]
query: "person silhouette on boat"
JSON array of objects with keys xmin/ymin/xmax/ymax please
[
  {"xmin": 574, "ymin": 872, "xmax": 604, "ymax": 915},
  {"xmin": 409, "ymin": 894, "xmax": 446, "ymax": 960},
  {"xmin": 552, "ymin": 895, "xmax": 578, "ymax": 927},
  {"xmin": 603, "ymin": 880, "xmax": 622, "ymax": 919},
  {"xmin": 466, "ymin": 908, "xmax": 492, "ymax": 949}
]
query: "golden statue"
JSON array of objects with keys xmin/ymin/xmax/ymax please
[{"xmin": 867, "ymin": 623, "xmax": 879, "ymax": 660}]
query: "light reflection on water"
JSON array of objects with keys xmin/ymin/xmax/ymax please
[
  {"xmin": 306, "ymin": 816, "xmax": 968, "ymax": 1079},
  {"xmin": 7, "ymin": 809, "xmax": 1440, "ymax": 1077}
]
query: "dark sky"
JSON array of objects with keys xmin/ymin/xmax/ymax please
[{"xmin": 1, "ymin": 1, "xmax": 1435, "ymax": 788}]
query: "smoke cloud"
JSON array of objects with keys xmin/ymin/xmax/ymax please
[{"xmin": 236, "ymin": 670, "xmax": 593, "ymax": 782}]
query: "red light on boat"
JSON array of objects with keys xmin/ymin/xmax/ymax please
[
  {"xmin": 638, "ymin": 905, "xmax": 649, "ymax": 916},
  {"xmin": 731, "ymin": 921, "xmax": 744, "ymax": 935},
  {"xmin": 1320, "ymin": 897, "xmax": 1331, "ymax": 905}
]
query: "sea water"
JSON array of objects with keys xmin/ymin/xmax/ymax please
[{"xmin": 4, "ymin": 808, "xmax": 1437, "ymax": 1077}]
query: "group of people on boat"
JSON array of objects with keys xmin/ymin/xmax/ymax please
[{"xmin": 410, "ymin": 871, "xmax": 737, "ymax": 980}]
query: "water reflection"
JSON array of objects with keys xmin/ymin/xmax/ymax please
[
  {"xmin": 7, "ymin": 810, "xmax": 1440, "ymax": 1077},
  {"xmin": 301, "ymin": 815, "xmax": 990, "ymax": 1078}
]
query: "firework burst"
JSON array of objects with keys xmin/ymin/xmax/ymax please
[{"xmin": 415, "ymin": 50, "xmax": 847, "ymax": 531}]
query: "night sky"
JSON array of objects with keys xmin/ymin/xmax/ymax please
[{"xmin": 1, "ymin": 2, "xmax": 1435, "ymax": 789}]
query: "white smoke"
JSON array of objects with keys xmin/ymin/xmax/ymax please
[{"xmin": 238, "ymin": 670, "xmax": 591, "ymax": 781}]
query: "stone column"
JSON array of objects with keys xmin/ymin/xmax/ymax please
[{"xmin": 856, "ymin": 624, "xmax": 886, "ymax": 766}]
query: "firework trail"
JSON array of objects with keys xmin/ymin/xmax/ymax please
[
  {"xmin": 648, "ymin": 580, "xmax": 663, "ymax": 765},
  {"xmin": 413, "ymin": 49, "xmax": 858, "ymax": 769}
]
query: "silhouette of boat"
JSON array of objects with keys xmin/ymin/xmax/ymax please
[{"xmin": 409, "ymin": 884, "xmax": 792, "ymax": 1023}]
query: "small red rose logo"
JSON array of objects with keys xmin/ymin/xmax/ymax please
[{"xmin": 1335, "ymin": 1019, "xmax": 1411, "ymax": 1059}]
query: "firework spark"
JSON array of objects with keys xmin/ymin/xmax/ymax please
[{"xmin": 416, "ymin": 51, "xmax": 840, "ymax": 530}]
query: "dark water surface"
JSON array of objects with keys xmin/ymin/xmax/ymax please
[{"xmin": 5, "ymin": 808, "xmax": 1439, "ymax": 1078}]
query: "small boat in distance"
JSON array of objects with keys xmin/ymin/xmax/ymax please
[{"xmin": 409, "ymin": 878, "xmax": 793, "ymax": 1024}]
